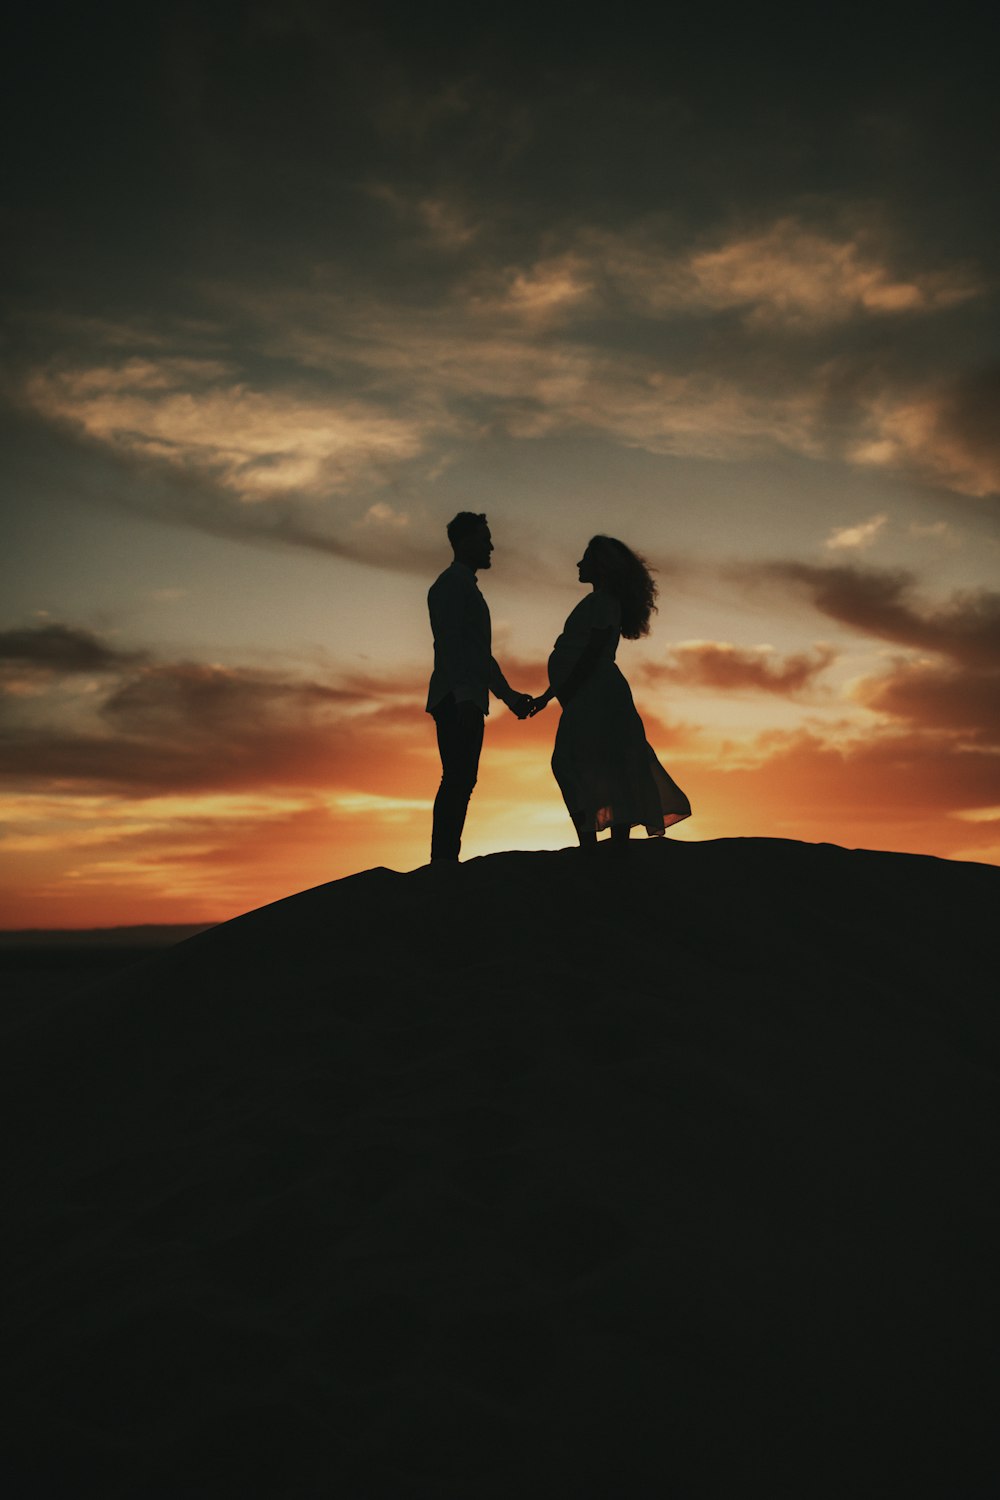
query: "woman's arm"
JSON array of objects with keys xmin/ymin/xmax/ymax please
[{"xmin": 535, "ymin": 625, "xmax": 613, "ymax": 710}]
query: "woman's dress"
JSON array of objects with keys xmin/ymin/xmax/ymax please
[{"xmin": 548, "ymin": 590, "xmax": 691, "ymax": 835}]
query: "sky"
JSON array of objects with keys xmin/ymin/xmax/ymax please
[{"xmin": 2, "ymin": 0, "xmax": 998, "ymax": 927}]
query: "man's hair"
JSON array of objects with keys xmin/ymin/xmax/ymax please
[{"xmin": 447, "ymin": 511, "xmax": 487, "ymax": 548}]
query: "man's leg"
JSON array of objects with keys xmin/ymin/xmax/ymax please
[{"xmin": 430, "ymin": 694, "xmax": 485, "ymax": 861}]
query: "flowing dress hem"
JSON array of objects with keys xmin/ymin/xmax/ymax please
[{"xmin": 572, "ymin": 808, "xmax": 692, "ymax": 835}]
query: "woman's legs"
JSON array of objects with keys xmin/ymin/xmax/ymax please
[
  {"xmin": 610, "ymin": 823, "xmax": 631, "ymax": 856},
  {"xmin": 576, "ymin": 825, "xmax": 631, "ymax": 855},
  {"xmin": 577, "ymin": 828, "xmax": 598, "ymax": 855}
]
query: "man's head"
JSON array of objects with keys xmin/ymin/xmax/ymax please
[{"xmin": 447, "ymin": 511, "xmax": 493, "ymax": 571}]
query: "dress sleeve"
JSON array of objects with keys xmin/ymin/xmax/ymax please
[{"xmin": 547, "ymin": 596, "xmax": 613, "ymax": 695}]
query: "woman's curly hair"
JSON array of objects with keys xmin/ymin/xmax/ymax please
[{"xmin": 589, "ymin": 535, "xmax": 658, "ymax": 639}]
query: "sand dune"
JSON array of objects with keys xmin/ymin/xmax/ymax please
[{"xmin": 6, "ymin": 838, "xmax": 999, "ymax": 1497}]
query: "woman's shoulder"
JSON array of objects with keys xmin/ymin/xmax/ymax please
[
  {"xmin": 562, "ymin": 595, "xmax": 592, "ymax": 626},
  {"xmin": 560, "ymin": 590, "xmax": 620, "ymax": 637}
]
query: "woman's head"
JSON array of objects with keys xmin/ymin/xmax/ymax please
[{"xmin": 578, "ymin": 536, "xmax": 658, "ymax": 639}]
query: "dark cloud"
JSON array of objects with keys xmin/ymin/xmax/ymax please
[
  {"xmin": 0, "ymin": 650, "xmax": 427, "ymax": 795},
  {"xmin": 760, "ymin": 563, "xmax": 1000, "ymax": 668},
  {"xmin": 0, "ymin": 623, "xmax": 144, "ymax": 674},
  {"xmin": 854, "ymin": 661, "xmax": 1000, "ymax": 745},
  {"xmin": 930, "ymin": 365, "xmax": 1000, "ymax": 497},
  {"xmin": 727, "ymin": 560, "xmax": 1000, "ymax": 749},
  {"xmin": 644, "ymin": 642, "xmax": 837, "ymax": 696},
  {"xmin": 6, "ymin": 0, "xmax": 997, "ymax": 323},
  {"xmin": 940, "ymin": 367, "xmax": 1000, "ymax": 460},
  {"xmin": 101, "ymin": 663, "xmax": 361, "ymax": 735},
  {"xmin": 5, "ymin": 0, "xmax": 996, "ymax": 564}
]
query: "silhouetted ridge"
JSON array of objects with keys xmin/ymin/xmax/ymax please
[{"xmin": 6, "ymin": 840, "xmax": 999, "ymax": 1497}]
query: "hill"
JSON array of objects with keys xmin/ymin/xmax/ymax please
[
  {"xmin": 5, "ymin": 838, "xmax": 999, "ymax": 1497},
  {"xmin": 0, "ymin": 925, "xmax": 216, "ymax": 1012}
]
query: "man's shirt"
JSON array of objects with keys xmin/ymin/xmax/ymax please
[{"xmin": 426, "ymin": 560, "xmax": 516, "ymax": 715}]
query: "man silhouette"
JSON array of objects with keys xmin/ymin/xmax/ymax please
[{"xmin": 426, "ymin": 512, "xmax": 532, "ymax": 863}]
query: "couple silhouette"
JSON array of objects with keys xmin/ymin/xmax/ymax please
[{"xmin": 426, "ymin": 512, "xmax": 692, "ymax": 862}]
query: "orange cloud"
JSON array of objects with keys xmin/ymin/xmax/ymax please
[
  {"xmin": 0, "ymin": 794, "xmax": 432, "ymax": 928},
  {"xmin": 672, "ymin": 724, "xmax": 1000, "ymax": 859},
  {"xmin": 556, "ymin": 217, "xmax": 979, "ymax": 328},
  {"xmin": 852, "ymin": 661, "xmax": 1000, "ymax": 742},
  {"xmin": 681, "ymin": 219, "xmax": 975, "ymax": 328},
  {"xmin": 0, "ymin": 632, "xmax": 430, "ymax": 798},
  {"xmin": 824, "ymin": 514, "xmax": 888, "ymax": 552},
  {"xmin": 643, "ymin": 641, "xmax": 837, "ymax": 696}
]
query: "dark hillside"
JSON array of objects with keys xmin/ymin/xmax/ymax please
[{"xmin": 6, "ymin": 839, "xmax": 999, "ymax": 1497}]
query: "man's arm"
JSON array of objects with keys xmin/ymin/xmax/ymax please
[{"xmin": 489, "ymin": 657, "xmax": 532, "ymax": 718}]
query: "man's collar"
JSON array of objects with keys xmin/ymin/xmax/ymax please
[{"xmin": 452, "ymin": 560, "xmax": 479, "ymax": 585}]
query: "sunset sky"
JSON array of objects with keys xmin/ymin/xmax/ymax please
[{"xmin": 2, "ymin": 2, "xmax": 998, "ymax": 926}]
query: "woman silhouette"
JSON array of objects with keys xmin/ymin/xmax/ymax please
[{"xmin": 530, "ymin": 536, "xmax": 691, "ymax": 852}]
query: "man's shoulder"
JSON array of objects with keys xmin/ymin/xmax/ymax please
[
  {"xmin": 427, "ymin": 567, "xmax": 450, "ymax": 602},
  {"xmin": 428, "ymin": 562, "xmax": 472, "ymax": 599}
]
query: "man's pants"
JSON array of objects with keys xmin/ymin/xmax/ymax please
[{"xmin": 430, "ymin": 693, "xmax": 485, "ymax": 860}]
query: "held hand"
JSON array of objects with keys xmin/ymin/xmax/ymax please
[
  {"xmin": 509, "ymin": 693, "xmax": 533, "ymax": 720},
  {"xmin": 528, "ymin": 693, "xmax": 551, "ymax": 717}
]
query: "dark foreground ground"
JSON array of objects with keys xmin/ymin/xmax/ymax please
[
  {"xmin": 0, "ymin": 926, "xmax": 213, "ymax": 1010},
  {"xmin": 5, "ymin": 839, "xmax": 999, "ymax": 1497}
]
